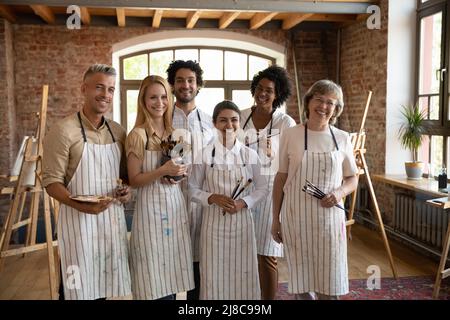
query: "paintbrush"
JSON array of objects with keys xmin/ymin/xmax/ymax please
[
  {"xmin": 302, "ymin": 182, "xmax": 348, "ymax": 213},
  {"xmin": 245, "ymin": 132, "xmax": 280, "ymax": 146},
  {"xmin": 223, "ymin": 177, "xmax": 243, "ymax": 216},
  {"xmin": 232, "ymin": 178, "xmax": 253, "ymax": 200}
]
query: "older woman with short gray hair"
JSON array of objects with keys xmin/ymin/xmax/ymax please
[{"xmin": 272, "ymin": 79, "xmax": 358, "ymax": 300}]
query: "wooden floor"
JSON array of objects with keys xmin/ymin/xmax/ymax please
[{"xmin": 0, "ymin": 224, "xmax": 439, "ymax": 300}]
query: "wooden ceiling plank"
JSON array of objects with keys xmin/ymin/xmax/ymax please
[
  {"xmin": 80, "ymin": 6, "xmax": 90, "ymax": 25},
  {"xmin": 219, "ymin": 11, "xmax": 240, "ymax": 29},
  {"xmin": 282, "ymin": 13, "xmax": 314, "ymax": 29},
  {"xmin": 116, "ymin": 8, "xmax": 125, "ymax": 27},
  {"xmin": 30, "ymin": 5, "xmax": 55, "ymax": 24},
  {"xmin": 152, "ymin": 9, "xmax": 163, "ymax": 27},
  {"xmin": 186, "ymin": 10, "xmax": 201, "ymax": 29},
  {"xmin": 250, "ymin": 12, "xmax": 278, "ymax": 30},
  {"xmin": 0, "ymin": 5, "xmax": 16, "ymax": 23}
]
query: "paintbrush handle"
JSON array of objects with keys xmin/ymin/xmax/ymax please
[{"xmin": 231, "ymin": 183, "xmax": 240, "ymax": 199}]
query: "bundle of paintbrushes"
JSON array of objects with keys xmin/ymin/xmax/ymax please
[
  {"xmin": 222, "ymin": 177, "xmax": 253, "ymax": 215},
  {"xmin": 245, "ymin": 132, "xmax": 280, "ymax": 146},
  {"xmin": 302, "ymin": 179, "xmax": 348, "ymax": 213}
]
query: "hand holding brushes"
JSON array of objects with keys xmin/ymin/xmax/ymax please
[{"xmin": 302, "ymin": 179, "xmax": 348, "ymax": 213}]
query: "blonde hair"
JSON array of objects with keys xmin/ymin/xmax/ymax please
[
  {"xmin": 83, "ymin": 64, "xmax": 116, "ymax": 81},
  {"xmin": 134, "ymin": 75, "xmax": 174, "ymax": 134}
]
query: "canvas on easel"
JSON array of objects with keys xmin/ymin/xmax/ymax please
[
  {"xmin": 0, "ymin": 85, "xmax": 59, "ymax": 299},
  {"xmin": 345, "ymin": 91, "xmax": 398, "ymax": 278}
]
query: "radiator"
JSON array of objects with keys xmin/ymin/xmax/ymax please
[{"xmin": 394, "ymin": 194, "xmax": 450, "ymax": 249}]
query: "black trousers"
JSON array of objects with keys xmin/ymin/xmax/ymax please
[{"xmin": 186, "ymin": 261, "xmax": 200, "ymax": 300}]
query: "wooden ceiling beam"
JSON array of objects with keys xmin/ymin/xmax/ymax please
[
  {"xmin": 282, "ymin": 13, "xmax": 313, "ymax": 30},
  {"xmin": 219, "ymin": 11, "xmax": 240, "ymax": 29},
  {"xmin": 186, "ymin": 10, "xmax": 201, "ymax": 29},
  {"xmin": 80, "ymin": 6, "xmax": 90, "ymax": 25},
  {"xmin": 250, "ymin": 12, "xmax": 278, "ymax": 30},
  {"xmin": 152, "ymin": 9, "xmax": 163, "ymax": 28},
  {"xmin": 30, "ymin": 5, "xmax": 55, "ymax": 24},
  {"xmin": 116, "ymin": 8, "xmax": 125, "ymax": 27},
  {"xmin": 0, "ymin": 5, "xmax": 16, "ymax": 23}
]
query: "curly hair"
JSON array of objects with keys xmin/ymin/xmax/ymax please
[
  {"xmin": 166, "ymin": 60, "xmax": 204, "ymax": 88},
  {"xmin": 250, "ymin": 65, "xmax": 292, "ymax": 109}
]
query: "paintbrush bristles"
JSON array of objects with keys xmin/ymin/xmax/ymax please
[{"xmin": 232, "ymin": 178, "xmax": 253, "ymax": 200}]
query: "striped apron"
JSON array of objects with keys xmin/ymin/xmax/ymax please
[
  {"xmin": 129, "ymin": 148, "xmax": 194, "ymax": 300},
  {"xmin": 199, "ymin": 148, "xmax": 260, "ymax": 300},
  {"xmin": 280, "ymin": 125, "xmax": 349, "ymax": 296},
  {"xmin": 242, "ymin": 110, "xmax": 282, "ymax": 257},
  {"xmin": 58, "ymin": 113, "xmax": 131, "ymax": 300}
]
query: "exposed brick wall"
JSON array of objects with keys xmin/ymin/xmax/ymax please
[
  {"xmin": 0, "ymin": 19, "xmax": 16, "ymax": 176},
  {"xmin": 0, "ymin": 23, "xmax": 336, "ymax": 225},
  {"xmin": 339, "ymin": 0, "xmax": 393, "ymax": 222},
  {"xmin": 0, "ymin": 19, "xmax": 17, "ymax": 226},
  {"xmin": 339, "ymin": 0, "xmax": 388, "ymax": 174},
  {"xmin": 286, "ymin": 30, "xmax": 338, "ymax": 123}
]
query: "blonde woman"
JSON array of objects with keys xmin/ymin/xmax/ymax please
[{"xmin": 126, "ymin": 75, "xmax": 194, "ymax": 300}]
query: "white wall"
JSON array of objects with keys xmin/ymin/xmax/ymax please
[{"xmin": 385, "ymin": 0, "xmax": 417, "ymax": 174}]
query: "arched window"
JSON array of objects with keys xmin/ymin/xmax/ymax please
[{"xmin": 119, "ymin": 46, "xmax": 274, "ymax": 132}]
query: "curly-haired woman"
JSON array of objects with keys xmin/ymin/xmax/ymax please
[{"xmin": 240, "ymin": 65, "xmax": 296, "ymax": 299}]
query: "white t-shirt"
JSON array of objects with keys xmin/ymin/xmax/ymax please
[{"xmin": 279, "ymin": 124, "xmax": 358, "ymax": 187}]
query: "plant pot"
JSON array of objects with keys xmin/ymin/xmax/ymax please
[
  {"xmin": 160, "ymin": 154, "xmax": 184, "ymax": 181},
  {"xmin": 405, "ymin": 161, "xmax": 424, "ymax": 180}
]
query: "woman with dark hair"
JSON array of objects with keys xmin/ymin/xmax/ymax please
[
  {"xmin": 241, "ymin": 65, "xmax": 296, "ymax": 300},
  {"xmin": 272, "ymin": 79, "xmax": 358, "ymax": 300},
  {"xmin": 189, "ymin": 100, "xmax": 268, "ymax": 300},
  {"xmin": 126, "ymin": 75, "xmax": 194, "ymax": 300}
]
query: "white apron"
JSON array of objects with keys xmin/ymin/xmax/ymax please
[
  {"xmin": 242, "ymin": 109, "xmax": 282, "ymax": 257},
  {"xmin": 129, "ymin": 139, "xmax": 194, "ymax": 300},
  {"xmin": 199, "ymin": 147, "xmax": 260, "ymax": 300},
  {"xmin": 280, "ymin": 125, "xmax": 348, "ymax": 296},
  {"xmin": 58, "ymin": 113, "xmax": 131, "ymax": 300}
]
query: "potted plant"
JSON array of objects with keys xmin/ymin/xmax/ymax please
[{"xmin": 398, "ymin": 103, "xmax": 427, "ymax": 180}]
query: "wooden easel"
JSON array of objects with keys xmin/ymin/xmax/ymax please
[
  {"xmin": 0, "ymin": 85, "xmax": 59, "ymax": 299},
  {"xmin": 346, "ymin": 91, "xmax": 398, "ymax": 278}
]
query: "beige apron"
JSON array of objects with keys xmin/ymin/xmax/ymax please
[
  {"xmin": 280, "ymin": 125, "xmax": 349, "ymax": 296},
  {"xmin": 129, "ymin": 138, "xmax": 194, "ymax": 300},
  {"xmin": 58, "ymin": 112, "xmax": 131, "ymax": 300},
  {"xmin": 199, "ymin": 146, "xmax": 260, "ymax": 300}
]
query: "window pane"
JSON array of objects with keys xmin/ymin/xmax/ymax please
[
  {"xmin": 196, "ymin": 88, "xmax": 225, "ymax": 116},
  {"xmin": 419, "ymin": 135, "xmax": 431, "ymax": 174},
  {"xmin": 224, "ymin": 51, "xmax": 247, "ymax": 80},
  {"xmin": 175, "ymin": 49, "xmax": 198, "ymax": 62},
  {"xmin": 232, "ymin": 90, "xmax": 253, "ymax": 110},
  {"xmin": 431, "ymin": 135, "xmax": 444, "ymax": 175},
  {"xmin": 419, "ymin": 12, "xmax": 442, "ymax": 95},
  {"xmin": 123, "ymin": 54, "xmax": 148, "ymax": 80},
  {"xmin": 150, "ymin": 50, "xmax": 173, "ymax": 77},
  {"xmin": 447, "ymin": 138, "xmax": 450, "ymax": 173},
  {"xmin": 200, "ymin": 49, "xmax": 223, "ymax": 80},
  {"xmin": 127, "ymin": 90, "xmax": 139, "ymax": 133},
  {"xmin": 248, "ymin": 55, "xmax": 270, "ymax": 80}
]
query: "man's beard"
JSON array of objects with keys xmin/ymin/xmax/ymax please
[{"xmin": 175, "ymin": 90, "xmax": 197, "ymax": 104}]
